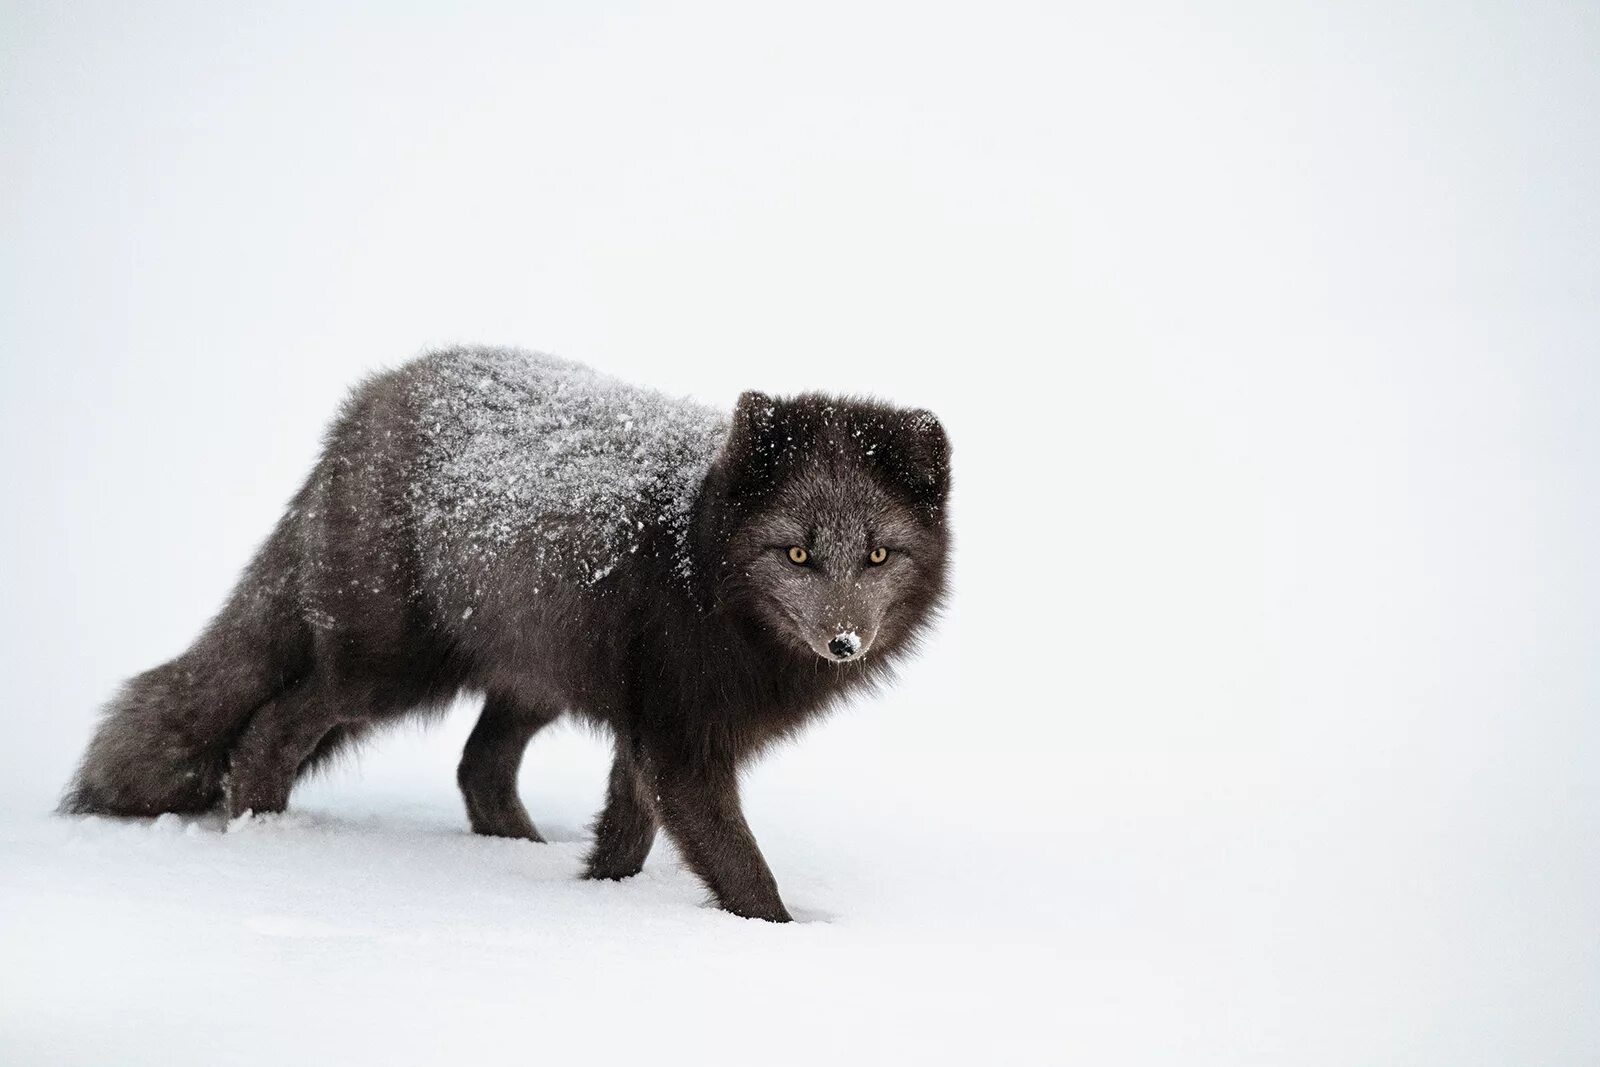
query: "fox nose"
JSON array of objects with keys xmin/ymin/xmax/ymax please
[{"xmin": 827, "ymin": 633, "xmax": 861, "ymax": 660}]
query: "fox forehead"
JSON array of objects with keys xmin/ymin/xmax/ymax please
[{"xmin": 740, "ymin": 473, "xmax": 925, "ymax": 549}]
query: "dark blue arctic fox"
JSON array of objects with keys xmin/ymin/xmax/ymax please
[{"xmin": 62, "ymin": 347, "xmax": 951, "ymax": 920}]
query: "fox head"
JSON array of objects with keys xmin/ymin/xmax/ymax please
[{"xmin": 702, "ymin": 390, "xmax": 951, "ymax": 664}]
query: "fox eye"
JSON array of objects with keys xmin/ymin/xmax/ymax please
[
  {"xmin": 787, "ymin": 546, "xmax": 809, "ymax": 565},
  {"xmin": 868, "ymin": 547, "xmax": 889, "ymax": 565}
]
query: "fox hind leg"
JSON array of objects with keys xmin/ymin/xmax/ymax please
[
  {"xmin": 458, "ymin": 692, "xmax": 558, "ymax": 842},
  {"xmin": 224, "ymin": 672, "xmax": 356, "ymax": 819}
]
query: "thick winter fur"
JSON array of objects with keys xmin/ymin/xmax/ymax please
[{"xmin": 62, "ymin": 347, "xmax": 951, "ymax": 921}]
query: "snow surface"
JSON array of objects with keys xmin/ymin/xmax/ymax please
[
  {"xmin": 4, "ymin": 701, "xmax": 1594, "ymax": 1067},
  {"xmin": 0, "ymin": 728, "xmax": 1275, "ymax": 1067},
  {"xmin": 1, "ymin": 720, "xmax": 1084, "ymax": 1067}
]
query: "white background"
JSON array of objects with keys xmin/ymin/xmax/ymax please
[{"xmin": 1, "ymin": 3, "xmax": 1596, "ymax": 1064}]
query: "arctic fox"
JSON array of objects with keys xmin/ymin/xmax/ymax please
[{"xmin": 62, "ymin": 347, "xmax": 951, "ymax": 921}]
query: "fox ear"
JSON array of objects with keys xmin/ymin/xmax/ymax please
[
  {"xmin": 890, "ymin": 408, "xmax": 951, "ymax": 511},
  {"xmin": 718, "ymin": 390, "xmax": 786, "ymax": 500},
  {"xmin": 731, "ymin": 390, "xmax": 774, "ymax": 435},
  {"xmin": 724, "ymin": 390, "xmax": 776, "ymax": 460}
]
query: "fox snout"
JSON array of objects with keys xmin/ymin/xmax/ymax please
[
  {"xmin": 827, "ymin": 631, "xmax": 862, "ymax": 661},
  {"xmin": 802, "ymin": 625, "xmax": 872, "ymax": 663}
]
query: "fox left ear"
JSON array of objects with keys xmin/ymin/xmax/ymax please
[{"xmin": 891, "ymin": 408, "xmax": 951, "ymax": 511}]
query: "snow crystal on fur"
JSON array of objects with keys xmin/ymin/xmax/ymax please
[{"xmin": 407, "ymin": 347, "xmax": 728, "ymax": 591}]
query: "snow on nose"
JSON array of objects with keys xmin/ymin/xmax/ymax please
[{"xmin": 827, "ymin": 631, "xmax": 862, "ymax": 660}]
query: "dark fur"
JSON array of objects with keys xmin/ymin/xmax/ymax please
[{"xmin": 61, "ymin": 349, "xmax": 951, "ymax": 921}]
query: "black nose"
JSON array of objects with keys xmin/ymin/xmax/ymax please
[{"xmin": 828, "ymin": 637, "xmax": 855, "ymax": 659}]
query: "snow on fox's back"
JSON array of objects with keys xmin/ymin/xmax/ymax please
[{"xmin": 404, "ymin": 347, "xmax": 729, "ymax": 592}]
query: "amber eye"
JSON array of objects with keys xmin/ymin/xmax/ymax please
[
  {"xmin": 868, "ymin": 547, "xmax": 889, "ymax": 565},
  {"xmin": 787, "ymin": 546, "xmax": 809, "ymax": 565}
]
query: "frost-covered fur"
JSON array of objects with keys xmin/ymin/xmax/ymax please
[{"xmin": 61, "ymin": 346, "xmax": 952, "ymax": 921}]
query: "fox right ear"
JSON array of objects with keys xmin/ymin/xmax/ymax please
[
  {"xmin": 731, "ymin": 390, "xmax": 775, "ymax": 437},
  {"xmin": 718, "ymin": 390, "xmax": 787, "ymax": 501},
  {"xmin": 724, "ymin": 391, "xmax": 776, "ymax": 461}
]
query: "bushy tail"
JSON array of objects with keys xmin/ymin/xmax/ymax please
[{"xmin": 60, "ymin": 517, "xmax": 311, "ymax": 816}]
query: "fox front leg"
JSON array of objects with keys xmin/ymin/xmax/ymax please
[
  {"xmin": 585, "ymin": 744, "xmax": 658, "ymax": 880},
  {"xmin": 646, "ymin": 749, "xmax": 791, "ymax": 923}
]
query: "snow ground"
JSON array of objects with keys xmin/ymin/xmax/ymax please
[
  {"xmin": 0, "ymin": 734, "xmax": 1276, "ymax": 1067},
  {"xmin": 0, "ymin": 719, "xmax": 1098, "ymax": 1066},
  {"xmin": 3, "ymin": 700, "xmax": 1594, "ymax": 1066}
]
